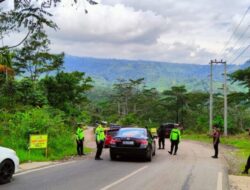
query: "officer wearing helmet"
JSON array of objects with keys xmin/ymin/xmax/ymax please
[{"xmin": 95, "ymin": 121, "xmax": 107, "ymax": 160}]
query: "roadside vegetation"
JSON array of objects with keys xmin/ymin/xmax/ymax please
[{"xmin": 0, "ymin": 1, "xmax": 249, "ymax": 166}]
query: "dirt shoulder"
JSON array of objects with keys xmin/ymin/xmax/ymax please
[
  {"xmin": 229, "ymin": 175, "xmax": 250, "ymax": 190},
  {"xmin": 185, "ymin": 140, "xmax": 250, "ymax": 190}
]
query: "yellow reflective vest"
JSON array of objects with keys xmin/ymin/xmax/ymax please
[
  {"xmin": 170, "ymin": 128, "xmax": 181, "ymax": 141},
  {"xmin": 95, "ymin": 125, "xmax": 106, "ymax": 142}
]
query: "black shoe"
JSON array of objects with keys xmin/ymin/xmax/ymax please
[
  {"xmin": 158, "ymin": 148, "xmax": 161, "ymax": 149},
  {"xmin": 173, "ymin": 153, "xmax": 177, "ymax": 155},
  {"xmin": 163, "ymin": 148, "xmax": 165, "ymax": 149},
  {"xmin": 95, "ymin": 157, "xmax": 103, "ymax": 160},
  {"xmin": 168, "ymin": 151, "xmax": 172, "ymax": 155},
  {"xmin": 242, "ymin": 171, "xmax": 248, "ymax": 174},
  {"xmin": 211, "ymin": 156, "xmax": 218, "ymax": 159}
]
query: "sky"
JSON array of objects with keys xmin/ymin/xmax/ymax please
[{"xmin": 1, "ymin": 0, "xmax": 250, "ymax": 64}]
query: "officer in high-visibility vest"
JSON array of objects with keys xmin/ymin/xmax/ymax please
[
  {"xmin": 76, "ymin": 123, "xmax": 86, "ymax": 156},
  {"xmin": 95, "ymin": 121, "xmax": 106, "ymax": 160},
  {"xmin": 168, "ymin": 124, "xmax": 181, "ymax": 155}
]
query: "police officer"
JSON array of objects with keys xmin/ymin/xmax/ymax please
[
  {"xmin": 242, "ymin": 155, "xmax": 250, "ymax": 174},
  {"xmin": 168, "ymin": 124, "xmax": 181, "ymax": 155},
  {"xmin": 211, "ymin": 125, "xmax": 220, "ymax": 159},
  {"xmin": 157, "ymin": 125, "xmax": 166, "ymax": 149},
  {"xmin": 95, "ymin": 121, "xmax": 106, "ymax": 160},
  {"xmin": 76, "ymin": 123, "xmax": 85, "ymax": 156}
]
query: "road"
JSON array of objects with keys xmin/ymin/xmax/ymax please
[{"xmin": 1, "ymin": 140, "xmax": 229, "ymax": 190}]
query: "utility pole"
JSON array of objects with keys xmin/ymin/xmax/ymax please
[
  {"xmin": 209, "ymin": 59, "xmax": 227, "ymax": 136},
  {"xmin": 223, "ymin": 62, "xmax": 228, "ymax": 136},
  {"xmin": 209, "ymin": 61, "xmax": 213, "ymax": 132}
]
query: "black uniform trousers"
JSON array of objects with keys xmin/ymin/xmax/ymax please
[
  {"xmin": 158, "ymin": 137, "xmax": 165, "ymax": 149},
  {"xmin": 95, "ymin": 141, "xmax": 104, "ymax": 159},
  {"xmin": 170, "ymin": 140, "xmax": 179, "ymax": 154},
  {"xmin": 213, "ymin": 142, "xmax": 219, "ymax": 158},
  {"xmin": 243, "ymin": 155, "xmax": 250, "ymax": 173},
  {"xmin": 76, "ymin": 139, "xmax": 84, "ymax": 155}
]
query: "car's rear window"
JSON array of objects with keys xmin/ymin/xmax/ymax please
[
  {"xmin": 117, "ymin": 128, "xmax": 146, "ymax": 138},
  {"xmin": 107, "ymin": 130, "xmax": 118, "ymax": 137}
]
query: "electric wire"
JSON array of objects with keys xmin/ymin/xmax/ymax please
[
  {"xmin": 219, "ymin": 6, "xmax": 250, "ymax": 58},
  {"xmin": 228, "ymin": 44, "xmax": 250, "ymax": 64},
  {"xmin": 225, "ymin": 24, "xmax": 250, "ymax": 61}
]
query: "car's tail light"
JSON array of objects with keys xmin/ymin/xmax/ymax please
[
  {"xmin": 110, "ymin": 138, "xmax": 121, "ymax": 145},
  {"xmin": 136, "ymin": 139, "xmax": 148, "ymax": 145}
]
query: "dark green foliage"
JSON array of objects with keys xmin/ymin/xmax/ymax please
[
  {"xmin": 41, "ymin": 71, "xmax": 93, "ymax": 112},
  {"xmin": 230, "ymin": 67, "xmax": 250, "ymax": 91},
  {"xmin": 13, "ymin": 30, "xmax": 64, "ymax": 81}
]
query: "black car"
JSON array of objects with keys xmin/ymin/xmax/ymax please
[{"xmin": 109, "ymin": 128, "xmax": 156, "ymax": 161}]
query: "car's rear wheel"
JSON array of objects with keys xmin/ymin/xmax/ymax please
[
  {"xmin": 145, "ymin": 148, "xmax": 152, "ymax": 162},
  {"xmin": 110, "ymin": 151, "xmax": 117, "ymax": 161},
  {"xmin": 0, "ymin": 159, "xmax": 15, "ymax": 184}
]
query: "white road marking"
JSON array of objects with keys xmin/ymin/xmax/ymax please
[
  {"xmin": 14, "ymin": 161, "xmax": 76, "ymax": 176},
  {"xmin": 217, "ymin": 172, "xmax": 223, "ymax": 190},
  {"xmin": 100, "ymin": 165, "xmax": 148, "ymax": 190}
]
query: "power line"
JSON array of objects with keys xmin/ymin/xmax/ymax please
[
  {"xmin": 228, "ymin": 44, "xmax": 250, "ymax": 64},
  {"xmin": 219, "ymin": 6, "xmax": 250, "ymax": 57},
  {"xmin": 225, "ymin": 25, "xmax": 250, "ymax": 60}
]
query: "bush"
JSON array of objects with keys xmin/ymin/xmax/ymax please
[{"xmin": 0, "ymin": 106, "xmax": 77, "ymax": 162}]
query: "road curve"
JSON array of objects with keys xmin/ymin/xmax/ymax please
[{"xmin": 1, "ymin": 140, "xmax": 229, "ymax": 190}]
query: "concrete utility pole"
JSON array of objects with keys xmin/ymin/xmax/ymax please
[
  {"xmin": 209, "ymin": 59, "xmax": 227, "ymax": 136},
  {"xmin": 209, "ymin": 61, "xmax": 213, "ymax": 132},
  {"xmin": 223, "ymin": 62, "xmax": 228, "ymax": 136}
]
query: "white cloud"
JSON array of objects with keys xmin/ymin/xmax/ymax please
[
  {"xmin": 1, "ymin": 0, "xmax": 250, "ymax": 64},
  {"xmin": 49, "ymin": 3, "xmax": 168, "ymax": 45}
]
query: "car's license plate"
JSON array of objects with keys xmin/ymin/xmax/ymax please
[{"xmin": 122, "ymin": 141, "xmax": 134, "ymax": 145}]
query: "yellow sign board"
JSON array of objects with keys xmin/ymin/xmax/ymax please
[
  {"xmin": 150, "ymin": 128, "xmax": 157, "ymax": 134},
  {"xmin": 29, "ymin": 135, "xmax": 48, "ymax": 149}
]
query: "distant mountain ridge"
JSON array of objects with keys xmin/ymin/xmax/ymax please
[{"xmin": 64, "ymin": 55, "xmax": 249, "ymax": 91}]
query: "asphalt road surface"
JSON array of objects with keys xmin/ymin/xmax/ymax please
[{"xmin": 2, "ymin": 140, "xmax": 229, "ymax": 190}]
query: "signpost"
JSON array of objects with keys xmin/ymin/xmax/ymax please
[{"xmin": 29, "ymin": 134, "xmax": 48, "ymax": 158}]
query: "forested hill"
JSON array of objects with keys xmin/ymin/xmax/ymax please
[{"xmin": 64, "ymin": 55, "xmax": 250, "ymax": 91}]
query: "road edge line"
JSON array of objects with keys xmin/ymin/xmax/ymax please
[{"xmin": 14, "ymin": 161, "xmax": 76, "ymax": 176}]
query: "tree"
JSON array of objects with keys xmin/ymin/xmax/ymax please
[
  {"xmin": 0, "ymin": 0, "xmax": 98, "ymax": 50},
  {"xmin": 13, "ymin": 30, "xmax": 64, "ymax": 81},
  {"xmin": 113, "ymin": 78, "xmax": 144, "ymax": 115},
  {"xmin": 230, "ymin": 67, "xmax": 250, "ymax": 96},
  {"xmin": 162, "ymin": 86, "xmax": 187, "ymax": 124},
  {"xmin": 41, "ymin": 71, "xmax": 93, "ymax": 112}
]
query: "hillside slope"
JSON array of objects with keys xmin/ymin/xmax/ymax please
[{"xmin": 64, "ymin": 55, "xmax": 249, "ymax": 91}]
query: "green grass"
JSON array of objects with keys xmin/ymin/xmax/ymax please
[
  {"xmin": 183, "ymin": 133, "xmax": 250, "ymax": 154},
  {"xmin": 17, "ymin": 147, "xmax": 92, "ymax": 163}
]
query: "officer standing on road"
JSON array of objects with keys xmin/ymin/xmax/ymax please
[
  {"xmin": 157, "ymin": 125, "xmax": 166, "ymax": 149},
  {"xmin": 242, "ymin": 155, "xmax": 250, "ymax": 174},
  {"xmin": 211, "ymin": 125, "xmax": 220, "ymax": 159},
  {"xmin": 95, "ymin": 121, "xmax": 106, "ymax": 160},
  {"xmin": 168, "ymin": 124, "xmax": 181, "ymax": 155},
  {"xmin": 76, "ymin": 123, "xmax": 86, "ymax": 156}
]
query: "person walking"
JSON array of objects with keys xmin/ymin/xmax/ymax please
[
  {"xmin": 76, "ymin": 123, "xmax": 85, "ymax": 156},
  {"xmin": 168, "ymin": 124, "xmax": 181, "ymax": 155},
  {"xmin": 211, "ymin": 125, "xmax": 220, "ymax": 159},
  {"xmin": 95, "ymin": 121, "xmax": 106, "ymax": 160},
  {"xmin": 157, "ymin": 125, "xmax": 166, "ymax": 149},
  {"xmin": 242, "ymin": 155, "xmax": 250, "ymax": 174}
]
